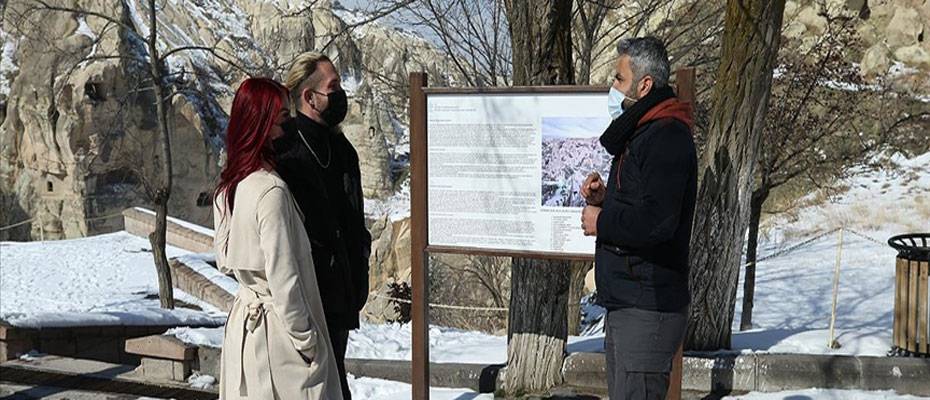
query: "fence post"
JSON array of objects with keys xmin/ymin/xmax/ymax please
[{"xmin": 828, "ymin": 228, "xmax": 844, "ymax": 349}]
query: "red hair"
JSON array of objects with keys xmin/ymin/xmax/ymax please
[{"xmin": 215, "ymin": 77, "xmax": 287, "ymax": 214}]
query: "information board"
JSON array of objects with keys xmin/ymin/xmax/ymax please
[{"xmin": 426, "ymin": 92, "xmax": 611, "ymax": 256}]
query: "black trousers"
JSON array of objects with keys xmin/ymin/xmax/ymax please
[
  {"xmin": 328, "ymin": 326, "xmax": 351, "ymax": 400},
  {"xmin": 605, "ymin": 307, "xmax": 687, "ymax": 400}
]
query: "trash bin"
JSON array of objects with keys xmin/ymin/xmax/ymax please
[{"xmin": 888, "ymin": 233, "xmax": 930, "ymax": 357}]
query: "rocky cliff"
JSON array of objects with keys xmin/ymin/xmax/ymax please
[{"xmin": 0, "ymin": 0, "xmax": 460, "ymax": 240}]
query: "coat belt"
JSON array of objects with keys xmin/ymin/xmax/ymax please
[{"xmin": 236, "ymin": 287, "xmax": 276, "ymax": 397}]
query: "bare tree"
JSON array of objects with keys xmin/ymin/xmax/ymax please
[
  {"xmin": 686, "ymin": 0, "xmax": 786, "ymax": 351},
  {"xmin": 739, "ymin": 12, "xmax": 865, "ymax": 331},
  {"xmin": 399, "ymin": 0, "xmax": 511, "ymax": 87},
  {"xmin": 16, "ymin": 0, "xmax": 248, "ymax": 309},
  {"xmin": 572, "ymin": 0, "xmax": 726, "ymax": 85}
]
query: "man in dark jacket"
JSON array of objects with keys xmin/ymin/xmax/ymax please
[
  {"xmin": 580, "ymin": 37, "xmax": 697, "ymax": 400},
  {"xmin": 272, "ymin": 52, "xmax": 371, "ymax": 400}
]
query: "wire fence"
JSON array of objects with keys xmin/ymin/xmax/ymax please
[{"xmin": 0, "ymin": 211, "xmax": 125, "ymax": 232}]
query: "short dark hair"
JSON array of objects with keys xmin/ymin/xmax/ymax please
[{"xmin": 616, "ymin": 36, "xmax": 671, "ymax": 88}]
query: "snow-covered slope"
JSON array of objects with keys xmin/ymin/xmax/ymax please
[
  {"xmin": 767, "ymin": 151, "xmax": 930, "ymax": 241},
  {"xmin": 723, "ymin": 151, "xmax": 930, "ymax": 356}
]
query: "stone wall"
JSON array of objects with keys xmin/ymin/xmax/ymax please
[{"xmin": 123, "ymin": 208, "xmax": 213, "ymax": 254}]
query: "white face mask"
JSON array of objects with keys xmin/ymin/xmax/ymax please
[{"xmin": 608, "ymin": 86, "xmax": 627, "ymax": 120}]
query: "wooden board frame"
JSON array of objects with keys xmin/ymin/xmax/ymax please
[{"xmin": 408, "ymin": 68, "xmax": 696, "ymax": 400}]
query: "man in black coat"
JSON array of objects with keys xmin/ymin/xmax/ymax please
[
  {"xmin": 272, "ymin": 52, "xmax": 371, "ymax": 400},
  {"xmin": 580, "ymin": 37, "xmax": 697, "ymax": 400}
]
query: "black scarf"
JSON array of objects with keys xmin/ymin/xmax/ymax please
[{"xmin": 599, "ymin": 85, "xmax": 676, "ymax": 156}]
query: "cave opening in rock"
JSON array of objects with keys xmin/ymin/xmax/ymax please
[{"xmin": 85, "ymin": 82, "xmax": 107, "ymax": 102}]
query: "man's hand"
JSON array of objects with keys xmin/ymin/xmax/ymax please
[
  {"xmin": 581, "ymin": 205, "xmax": 601, "ymax": 236},
  {"xmin": 581, "ymin": 172, "xmax": 606, "ymax": 206}
]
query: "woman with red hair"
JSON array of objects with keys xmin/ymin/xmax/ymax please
[{"xmin": 213, "ymin": 78, "xmax": 343, "ymax": 400}]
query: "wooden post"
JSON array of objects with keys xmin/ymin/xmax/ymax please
[
  {"xmin": 828, "ymin": 228, "xmax": 844, "ymax": 349},
  {"xmin": 664, "ymin": 67, "xmax": 696, "ymax": 400},
  {"xmin": 676, "ymin": 67, "xmax": 696, "ymax": 104},
  {"xmin": 409, "ymin": 72, "xmax": 430, "ymax": 400},
  {"xmin": 666, "ymin": 345, "xmax": 684, "ymax": 400}
]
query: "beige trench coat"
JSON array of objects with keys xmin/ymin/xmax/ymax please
[{"xmin": 213, "ymin": 169, "xmax": 343, "ymax": 400}]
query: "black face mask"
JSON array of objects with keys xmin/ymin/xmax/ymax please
[
  {"xmin": 317, "ymin": 89, "xmax": 348, "ymax": 127},
  {"xmin": 272, "ymin": 117, "xmax": 296, "ymax": 154}
]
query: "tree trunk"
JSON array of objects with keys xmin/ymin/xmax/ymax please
[
  {"xmin": 150, "ymin": 194, "xmax": 174, "ymax": 309},
  {"xmin": 502, "ymin": 0, "xmax": 574, "ymax": 395},
  {"xmin": 147, "ymin": 0, "xmax": 174, "ymax": 309},
  {"xmin": 739, "ymin": 187, "xmax": 769, "ymax": 331},
  {"xmin": 506, "ymin": 258, "xmax": 570, "ymax": 396},
  {"xmin": 685, "ymin": 0, "xmax": 785, "ymax": 351},
  {"xmin": 568, "ymin": 261, "xmax": 593, "ymax": 335},
  {"xmin": 504, "ymin": 1, "xmax": 574, "ymax": 87}
]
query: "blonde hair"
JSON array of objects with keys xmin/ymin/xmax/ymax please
[{"xmin": 284, "ymin": 52, "xmax": 332, "ymax": 110}]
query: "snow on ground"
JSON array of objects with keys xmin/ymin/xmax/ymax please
[
  {"xmin": 349, "ymin": 322, "xmax": 505, "ymax": 363},
  {"xmin": 727, "ymin": 228, "xmax": 899, "ymax": 357},
  {"xmin": 348, "ymin": 374, "xmax": 492, "ymax": 399},
  {"xmin": 723, "ymin": 388, "xmax": 930, "ymax": 400},
  {"xmin": 0, "ymin": 231, "xmax": 226, "ymax": 328},
  {"xmin": 166, "ymin": 326, "xmax": 224, "ymax": 348},
  {"xmin": 167, "ymin": 322, "xmax": 508, "ymax": 363},
  {"xmin": 186, "ymin": 372, "xmax": 216, "ymax": 390}
]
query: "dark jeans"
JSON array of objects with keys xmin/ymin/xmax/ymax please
[
  {"xmin": 329, "ymin": 326, "xmax": 351, "ymax": 400},
  {"xmin": 605, "ymin": 307, "xmax": 687, "ymax": 400}
]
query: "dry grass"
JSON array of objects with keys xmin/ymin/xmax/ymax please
[
  {"xmin": 916, "ymin": 200, "xmax": 930, "ymax": 229},
  {"xmin": 428, "ymin": 254, "xmax": 510, "ymax": 333}
]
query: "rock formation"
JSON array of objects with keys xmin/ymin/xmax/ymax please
[{"xmin": 0, "ymin": 0, "xmax": 460, "ymax": 240}]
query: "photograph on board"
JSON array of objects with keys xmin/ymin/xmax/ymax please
[{"xmin": 541, "ymin": 116, "xmax": 612, "ymax": 208}]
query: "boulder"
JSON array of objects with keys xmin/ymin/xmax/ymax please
[{"xmin": 885, "ymin": 6, "xmax": 924, "ymax": 48}]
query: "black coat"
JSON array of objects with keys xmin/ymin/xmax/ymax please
[
  {"xmin": 272, "ymin": 114, "xmax": 371, "ymax": 330},
  {"xmin": 594, "ymin": 116, "xmax": 697, "ymax": 312}
]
